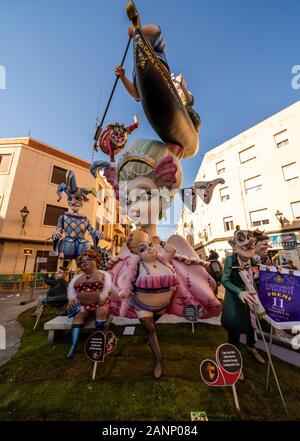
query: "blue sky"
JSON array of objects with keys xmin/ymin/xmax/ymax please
[{"xmin": 0, "ymin": 0, "xmax": 299, "ymax": 237}]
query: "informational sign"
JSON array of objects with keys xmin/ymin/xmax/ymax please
[
  {"xmin": 200, "ymin": 344, "xmax": 243, "ymax": 413},
  {"xmin": 85, "ymin": 331, "xmax": 106, "ymax": 362},
  {"xmin": 105, "ymin": 331, "xmax": 117, "ymax": 355},
  {"xmin": 183, "ymin": 305, "xmax": 197, "ymax": 322},
  {"xmin": 23, "ymin": 249, "xmax": 33, "ymax": 255},
  {"xmin": 37, "ymin": 257, "xmax": 48, "ymax": 263},
  {"xmin": 258, "ymin": 266, "xmax": 300, "ymax": 329},
  {"xmin": 84, "ymin": 331, "xmax": 117, "ymax": 380},
  {"xmin": 200, "ymin": 344, "xmax": 242, "ymax": 387},
  {"xmin": 183, "ymin": 304, "xmax": 204, "ymax": 322},
  {"xmin": 216, "ymin": 344, "xmax": 242, "ymax": 386}
]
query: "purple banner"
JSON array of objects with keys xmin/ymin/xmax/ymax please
[{"xmin": 258, "ymin": 267, "xmax": 300, "ymax": 329}]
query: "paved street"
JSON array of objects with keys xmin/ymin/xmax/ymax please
[{"xmin": 0, "ymin": 290, "xmax": 42, "ymax": 366}]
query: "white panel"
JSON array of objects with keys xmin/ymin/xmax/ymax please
[
  {"xmin": 282, "ymin": 163, "xmax": 298, "ymax": 180},
  {"xmin": 274, "ymin": 130, "xmax": 288, "ymax": 144},
  {"xmin": 239, "ymin": 146, "xmax": 256, "ymax": 163},
  {"xmin": 245, "ymin": 175, "xmax": 262, "ymax": 190},
  {"xmin": 250, "ymin": 209, "xmax": 268, "ymax": 222},
  {"xmin": 291, "ymin": 201, "xmax": 300, "ymax": 219}
]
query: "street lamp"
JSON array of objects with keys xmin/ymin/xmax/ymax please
[
  {"xmin": 20, "ymin": 206, "xmax": 30, "ymax": 228},
  {"xmin": 275, "ymin": 210, "xmax": 284, "ymax": 228}
]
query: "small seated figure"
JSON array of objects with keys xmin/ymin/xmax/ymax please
[
  {"xmin": 31, "ymin": 266, "xmax": 68, "ymax": 317},
  {"xmin": 66, "ymin": 250, "xmax": 112, "ymax": 359}
]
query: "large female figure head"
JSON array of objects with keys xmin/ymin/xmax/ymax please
[{"xmin": 117, "ymin": 138, "xmax": 183, "ymax": 227}]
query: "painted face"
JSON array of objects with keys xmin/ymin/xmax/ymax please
[
  {"xmin": 194, "ymin": 178, "xmax": 225, "ymax": 205},
  {"xmin": 255, "ymin": 239, "xmax": 270, "ymax": 257},
  {"xmin": 80, "ymin": 256, "xmax": 97, "ymax": 273},
  {"xmin": 123, "ymin": 177, "xmax": 161, "ymax": 226},
  {"xmin": 137, "ymin": 241, "xmax": 158, "ymax": 262},
  {"xmin": 232, "ymin": 230, "xmax": 256, "ymax": 259},
  {"xmin": 110, "ymin": 126, "xmax": 127, "ymax": 147},
  {"xmin": 68, "ymin": 193, "xmax": 84, "ymax": 212}
]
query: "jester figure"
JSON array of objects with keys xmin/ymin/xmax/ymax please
[
  {"xmin": 93, "ymin": 116, "xmax": 139, "ymax": 162},
  {"xmin": 51, "ymin": 170, "xmax": 103, "ymax": 264}
]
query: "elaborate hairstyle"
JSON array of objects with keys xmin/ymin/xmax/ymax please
[
  {"xmin": 117, "ymin": 138, "xmax": 183, "ymax": 189},
  {"xmin": 76, "ymin": 250, "xmax": 105, "ymax": 270},
  {"xmin": 126, "ymin": 230, "xmax": 149, "ymax": 254}
]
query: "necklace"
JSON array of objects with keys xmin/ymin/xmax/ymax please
[{"xmin": 85, "ymin": 274, "xmax": 93, "ymax": 280}]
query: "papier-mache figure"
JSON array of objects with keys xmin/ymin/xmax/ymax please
[
  {"xmin": 110, "ymin": 230, "xmax": 178, "ymax": 379},
  {"xmin": 221, "ymin": 230, "xmax": 266, "ymax": 380},
  {"xmin": 51, "ymin": 170, "xmax": 103, "ymax": 263},
  {"xmin": 66, "ymin": 250, "xmax": 112, "ymax": 359},
  {"xmin": 115, "ymin": 24, "xmax": 200, "ymax": 133},
  {"xmin": 92, "ymin": 138, "xmax": 222, "ymax": 379},
  {"xmin": 93, "ymin": 116, "xmax": 139, "ymax": 162},
  {"xmin": 253, "ymin": 229, "xmax": 273, "ymax": 266}
]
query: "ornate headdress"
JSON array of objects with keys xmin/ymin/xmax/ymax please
[
  {"xmin": 117, "ymin": 151, "xmax": 156, "ymax": 178},
  {"xmin": 56, "ymin": 170, "xmax": 97, "ymax": 202}
]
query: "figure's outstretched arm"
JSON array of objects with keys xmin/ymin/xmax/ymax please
[{"xmin": 115, "ymin": 66, "xmax": 140, "ymax": 100}]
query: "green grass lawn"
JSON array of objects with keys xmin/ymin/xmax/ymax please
[{"xmin": 0, "ymin": 308, "xmax": 299, "ymax": 421}]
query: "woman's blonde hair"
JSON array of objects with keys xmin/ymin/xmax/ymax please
[{"xmin": 126, "ymin": 230, "xmax": 149, "ymax": 254}]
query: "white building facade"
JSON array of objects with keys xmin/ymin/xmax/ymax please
[{"xmin": 179, "ymin": 101, "xmax": 300, "ymax": 264}]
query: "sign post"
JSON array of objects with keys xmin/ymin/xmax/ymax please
[
  {"xmin": 200, "ymin": 344, "xmax": 243, "ymax": 414},
  {"xmin": 183, "ymin": 304, "xmax": 204, "ymax": 334},
  {"xmin": 84, "ymin": 330, "xmax": 117, "ymax": 380}
]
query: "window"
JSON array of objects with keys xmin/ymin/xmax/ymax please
[
  {"xmin": 282, "ymin": 163, "xmax": 299, "ymax": 181},
  {"xmin": 250, "ymin": 209, "xmax": 269, "ymax": 227},
  {"xmin": 51, "ymin": 165, "xmax": 67, "ymax": 185},
  {"xmin": 43, "ymin": 204, "xmax": 67, "ymax": 226},
  {"xmin": 216, "ymin": 160, "xmax": 225, "ymax": 174},
  {"xmin": 274, "ymin": 130, "xmax": 289, "ymax": 148},
  {"xmin": 239, "ymin": 146, "xmax": 256, "ymax": 164},
  {"xmin": 291, "ymin": 201, "xmax": 300, "ymax": 220},
  {"xmin": 244, "ymin": 175, "xmax": 262, "ymax": 193},
  {"xmin": 220, "ymin": 187, "xmax": 230, "ymax": 201},
  {"xmin": 224, "ymin": 216, "xmax": 234, "ymax": 232},
  {"xmin": 0, "ymin": 154, "xmax": 12, "ymax": 173},
  {"xmin": 35, "ymin": 251, "xmax": 58, "ymax": 273}
]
